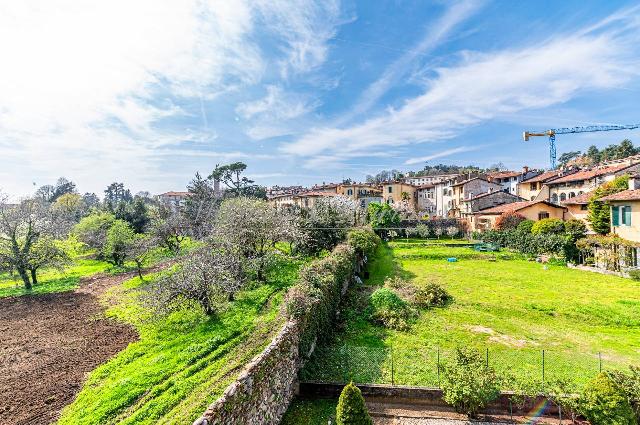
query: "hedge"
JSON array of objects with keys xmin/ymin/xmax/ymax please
[{"xmin": 476, "ymin": 229, "xmax": 570, "ymax": 257}]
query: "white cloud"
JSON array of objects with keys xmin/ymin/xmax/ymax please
[
  {"xmin": 405, "ymin": 146, "xmax": 479, "ymax": 165},
  {"xmin": 282, "ymin": 10, "xmax": 640, "ymax": 161}
]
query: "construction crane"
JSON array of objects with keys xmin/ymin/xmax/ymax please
[{"xmin": 523, "ymin": 124, "xmax": 640, "ymax": 169}]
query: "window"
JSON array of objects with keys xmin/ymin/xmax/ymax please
[
  {"xmin": 560, "ymin": 193, "xmax": 567, "ymax": 202},
  {"xmin": 551, "ymin": 193, "xmax": 558, "ymax": 203},
  {"xmin": 388, "ymin": 186, "xmax": 393, "ymax": 193},
  {"xmin": 538, "ymin": 212, "xmax": 550, "ymax": 220},
  {"xmin": 581, "ymin": 204, "xmax": 588, "ymax": 211},
  {"xmin": 347, "ymin": 189, "xmax": 353, "ymax": 196},
  {"xmin": 622, "ymin": 205, "xmax": 632, "ymax": 226},
  {"xmin": 530, "ymin": 183, "xmax": 537, "ymax": 190},
  {"xmin": 569, "ymin": 192, "xmax": 575, "ymax": 198}
]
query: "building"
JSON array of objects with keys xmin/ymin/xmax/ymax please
[
  {"xmin": 157, "ymin": 191, "xmax": 190, "ymax": 208},
  {"xmin": 544, "ymin": 162, "xmax": 640, "ymax": 204},
  {"xmin": 562, "ymin": 191, "xmax": 592, "ymax": 226},
  {"xmin": 311, "ymin": 183, "xmax": 340, "ymax": 193},
  {"xmin": 449, "ymin": 177, "xmax": 503, "ymax": 217},
  {"xmin": 337, "ymin": 183, "xmax": 383, "ymax": 209},
  {"xmin": 266, "ymin": 185, "xmax": 307, "ymax": 198},
  {"xmin": 487, "ymin": 167, "xmax": 541, "ymax": 195},
  {"xmin": 599, "ymin": 177, "xmax": 640, "ymax": 242},
  {"xmin": 404, "ymin": 174, "xmax": 460, "ymax": 186},
  {"xmin": 471, "ymin": 200, "xmax": 567, "ymax": 230},
  {"xmin": 381, "ymin": 181, "xmax": 419, "ymax": 210},
  {"xmin": 518, "ymin": 170, "xmax": 565, "ymax": 201},
  {"xmin": 417, "ymin": 184, "xmax": 436, "ymax": 215},
  {"xmin": 271, "ymin": 191, "xmax": 339, "ymax": 209},
  {"xmin": 460, "ymin": 191, "xmax": 522, "ymax": 218}
]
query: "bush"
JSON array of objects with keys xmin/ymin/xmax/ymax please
[
  {"xmin": 580, "ymin": 373, "xmax": 636, "ymax": 425},
  {"xmin": 564, "ymin": 219, "xmax": 587, "ymax": 240},
  {"xmin": 336, "ymin": 382, "xmax": 373, "ymax": 425},
  {"xmin": 628, "ymin": 270, "xmax": 640, "ymax": 281},
  {"xmin": 414, "ymin": 282, "xmax": 451, "ymax": 308},
  {"xmin": 517, "ymin": 219, "xmax": 535, "ymax": 234},
  {"xmin": 607, "ymin": 366, "xmax": 640, "ymax": 422},
  {"xmin": 495, "ymin": 212, "xmax": 526, "ymax": 230},
  {"xmin": 347, "ymin": 227, "xmax": 381, "ymax": 258},
  {"xmin": 369, "ymin": 288, "xmax": 412, "ymax": 330},
  {"xmin": 531, "ymin": 218, "xmax": 565, "ymax": 235},
  {"xmin": 441, "ymin": 347, "xmax": 500, "ymax": 417}
]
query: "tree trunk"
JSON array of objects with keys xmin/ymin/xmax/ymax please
[
  {"xmin": 30, "ymin": 269, "xmax": 38, "ymax": 285},
  {"xmin": 18, "ymin": 268, "xmax": 31, "ymax": 290}
]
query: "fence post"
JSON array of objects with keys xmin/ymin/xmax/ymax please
[
  {"xmin": 437, "ymin": 347, "xmax": 441, "ymax": 387},
  {"xmin": 390, "ymin": 347, "xmax": 395, "ymax": 386},
  {"xmin": 486, "ymin": 348, "xmax": 489, "ymax": 368},
  {"xmin": 599, "ymin": 352, "xmax": 602, "ymax": 373},
  {"xmin": 541, "ymin": 350, "xmax": 545, "ymax": 388}
]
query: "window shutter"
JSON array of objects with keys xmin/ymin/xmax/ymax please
[
  {"xmin": 612, "ymin": 206, "xmax": 620, "ymax": 226},
  {"xmin": 624, "ymin": 206, "xmax": 632, "ymax": 226}
]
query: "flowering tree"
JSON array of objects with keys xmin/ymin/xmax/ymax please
[
  {"xmin": 298, "ymin": 196, "xmax": 358, "ymax": 254},
  {"xmin": 494, "ymin": 212, "xmax": 526, "ymax": 230}
]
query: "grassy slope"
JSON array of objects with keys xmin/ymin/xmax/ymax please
[
  {"xmin": 303, "ymin": 241, "xmax": 640, "ymax": 390},
  {"xmin": 58, "ymin": 257, "xmax": 303, "ymax": 425},
  {"xmin": 0, "ymin": 258, "xmax": 112, "ymax": 298}
]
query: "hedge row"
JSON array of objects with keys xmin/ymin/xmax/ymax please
[
  {"xmin": 476, "ymin": 229, "xmax": 570, "ymax": 257},
  {"xmin": 285, "ymin": 227, "xmax": 381, "ymax": 357}
]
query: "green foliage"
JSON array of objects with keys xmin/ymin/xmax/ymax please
[
  {"xmin": 441, "ymin": 347, "xmax": 500, "ymax": 417},
  {"xmin": 580, "ymin": 373, "xmax": 636, "ymax": 425},
  {"xmin": 517, "ymin": 219, "xmax": 535, "ymax": 233},
  {"xmin": 74, "ymin": 211, "xmax": 116, "ymax": 250},
  {"xmin": 495, "ymin": 212, "xmax": 526, "ymax": 231},
  {"xmin": 336, "ymin": 382, "xmax": 372, "ymax": 425},
  {"xmin": 531, "ymin": 218, "xmax": 565, "ymax": 235},
  {"xmin": 414, "ymin": 282, "xmax": 451, "ymax": 308},
  {"xmin": 103, "ymin": 220, "xmax": 135, "ymax": 266},
  {"xmin": 369, "ymin": 287, "xmax": 412, "ymax": 330},
  {"xmin": 564, "ymin": 219, "xmax": 587, "ymax": 240},
  {"xmin": 607, "ymin": 366, "xmax": 640, "ymax": 422},
  {"xmin": 629, "ymin": 270, "xmax": 640, "ymax": 281},
  {"xmin": 589, "ymin": 175, "xmax": 630, "ymax": 235},
  {"xmin": 479, "ymin": 228, "xmax": 569, "ymax": 257},
  {"xmin": 347, "ymin": 227, "xmax": 381, "ymax": 258},
  {"xmin": 367, "ymin": 202, "xmax": 400, "ymax": 229}
]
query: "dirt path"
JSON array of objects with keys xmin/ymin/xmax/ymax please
[{"xmin": 0, "ymin": 270, "xmax": 147, "ymax": 425}]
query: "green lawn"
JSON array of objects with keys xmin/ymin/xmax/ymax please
[
  {"xmin": 58, "ymin": 256, "xmax": 304, "ymax": 425},
  {"xmin": 301, "ymin": 240, "xmax": 640, "ymax": 391},
  {"xmin": 281, "ymin": 399, "xmax": 337, "ymax": 425},
  {"xmin": 0, "ymin": 258, "xmax": 113, "ymax": 298}
]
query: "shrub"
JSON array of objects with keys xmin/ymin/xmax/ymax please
[
  {"xmin": 495, "ymin": 212, "xmax": 526, "ymax": 230},
  {"xmin": 347, "ymin": 227, "xmax": 381, "ymax": 258},
  {"xmin": 369, "ymin": 288, "xmax": 412, "ymax": 330},
  {"xmin": 517, "ymin": 219, "xmax": 535, "ymax": 234},
  {"xmin": 589, "ymin": 175, "xmax": 629, "ymax": 235},
  {"xmin": 580, "ymin": 373, "xmax": 635, "ymax": 425},
  {"xmin": 607, "ymin": 366, "xmax": 640, "ymax": 422},
  {"xmin": 414, "ymin": 282, "xmax": 451, "ymax": 308},
  {"xmin": 531, "ymin": 218, "xmax": 565, "ymax": 235},
  {"xmin": 383, "ymin": 276, "xmax": 409, "ymax": 289},
  {"xmin": 628, "ymin": 270, "xmax": 640, "ymax": 281},
  {"xmin": 441, "ymin": 347, "xmax": 500, "ymax": 417},
  {"xmin": 564, "ymin": 219, "xmax": 587, "ymax": 240},
  {"xmin": 336, "ymin": 382, "xmax": 373, "ymax": 425}
]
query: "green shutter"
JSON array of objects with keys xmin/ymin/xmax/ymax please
[
  {"xmin": 612, "ymin": 206, "xmax": 620, "ymax": 226},
  {"xmin": 624, "ymin": 206, "xmax": 632, "ymax": 226}
]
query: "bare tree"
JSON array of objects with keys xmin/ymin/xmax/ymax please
[
  {"xmin": 0, "ymin": 196, "xmax": 61, "ymax": 289},
  {"xmin": 129, "ymin": 234, "xmax": 157, "ymax": 280},
  {"xmin": 26, "ymin": 236, "xmax": 71, "ymax": 285},
  {"xmin": 149, "ymin": 203, "xmax": 188, "ymax": 254}
]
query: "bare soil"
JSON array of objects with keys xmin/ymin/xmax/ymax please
[{"xmin": 0, "ymin": 271, "xmax": 143, "ymax": 425}]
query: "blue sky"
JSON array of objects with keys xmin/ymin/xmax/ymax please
[{"xmin": 2, "ymin": 0, "xmax": 640, "ymax": 197}]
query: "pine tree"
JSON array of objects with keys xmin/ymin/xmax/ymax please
[{"xmin": 336, "ymin": 382, "xmax": 373, "ymax": 425}]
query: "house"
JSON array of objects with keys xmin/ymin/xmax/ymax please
[
  {"xmin": 544, "ymin": 162, "xmax": 640, "ymax": 204},
  {"xmin": 381, "ymin": 181, "xmax": 418, "ymax": 210},
  {"xmin": 311, "ymin": 183, "xmax": 340, "ymax": 193},
  {"xmin": 562, "ymin": 191, "xmax": 592, "ymax": 226},
  {"xmin": 157, "ymin": 191, "xmax": 190, "ymax": 208},
  {"xmin": 337, "ymin": 183, "xmax": 383, "ymax": 209},
  {"xmin": 404, "ymin": 174, "xmax": 460, "ymax": 186},
  {"xmin": 518, "ymin": 170, "xmax": 566, "ymax": 201},
  {"xmin": 599, "ymin": 177, "xmax": 640, "ymax": 242},
  {"xmin": 417, "ymin": 184, "xmax": 436, "ymax": 215},
  {"xmin": 487, "ymin": 167, "xmax": 541, "ymax": 195},
  {"xmin": 460, "ymin": 191, "xmax": 523, "ymax": 219},
  {"xmin": 471, "ymin": 200, "xmax": 567, "ymax": 230},
  {"xmin": 449, "ymin": 177, "xmax": 502, "ymax": 217},
  {"xmin": 270, "ymin": 193, "xmax": 297, "ymax": 209}
]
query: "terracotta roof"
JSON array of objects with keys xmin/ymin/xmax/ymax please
[
  {"xmin": 417, "ymin": 184, "xmax": 435, "ymax": 189},
  {"xmin": 297, "ymin": 191, "xmax": 339, "ymax": 197},
  {"xmin": 159, "ymin": 191, "xmax": 190, "ymax": 197},
  {"xmin": 451, "ymin": 177, "xmax": 494, "ymax": 187},
  {"xmin": 477, "ymin": 200, "xmax": 566, "ymax": 215},
  {"xmin": 600, "ymin": 189, "xmax": 640, "ymax": 202},
  {"xmin": 561, "ymin": 192, "xmax": 593, "ymax": 205},
  {"xmin": 521, "ymin": 170, "xmax": 563, "ymax": 184},
  {"xmin": 547, "ymin": 164, "xmax": 634, "ymax": 185},
  {"xmin": 487, "ymin": 171, "xmax": 521, "ymax": 179}
]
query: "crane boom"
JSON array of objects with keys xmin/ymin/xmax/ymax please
[{"xmin": 523, "ymin": 123, "xmax": 640, "ymax": 169}]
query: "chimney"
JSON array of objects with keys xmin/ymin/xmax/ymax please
[
  {"xmin": 522, "ymin": 166, "xmax": 529, "ymax": 174},
  {"xmin": 629, "ymin": 175, "xmax": 640, "ymax": 190}
]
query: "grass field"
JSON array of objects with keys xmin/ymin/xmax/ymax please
[
  {"xmin": 301, "ymin": 240, "xmax": 640, "ymax": 391},
  {"xmin": 58, "ymin": 256, "xmax": 304, "ymax": 425}
]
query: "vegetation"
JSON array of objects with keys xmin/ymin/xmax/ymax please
[
  {"xmin": 531, "ymin": 218, "xmax": 565, "ymax": 235},
  {"xmin": 369, "ymin": 287, "xmax": 412, "ymax": 330},
  {"xmin": 335, "ymin": 382, "xmax": 373, "ymax": 425},
  {"xmin": 494, "ymin": 212, "xmax": 525, "ymax": 230},
  {"xmin": 440, "ymin": 347, "xmax": 500, "ymax": 417},
  {"xmin": 580, "ymin": 373, "xmax": 636, "ymax": 425},
  {"xmin": 588, "ymin": 175, "xmax": 629, "ymax": 235},
  {"xmin": 558, "ymin": 139, "xmax": 639, "ymax": 167},
  {"xmin": 366, "ymin": 202, "xmax": 400, "ymax": 230},
  {"xmin": 414, "ymin": 282, "xmax": 451, "ymax": 308}
]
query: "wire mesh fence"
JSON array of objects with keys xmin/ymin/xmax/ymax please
[{"xmin": 300, "ymin": 344, "xmax": 626, "ymax": 391}]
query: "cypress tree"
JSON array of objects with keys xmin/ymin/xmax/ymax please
[{"xmin": 336, "ymin": 382, "xmax": 373, "ymax": 425}]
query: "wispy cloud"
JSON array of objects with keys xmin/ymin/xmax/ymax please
[
  {"xmin": 282, "ymin": 8, "xmax": 640, "ymax": 164},
  {"xmin": 405, "ymin": 146, "xmax": 479, "ymax": 165}
]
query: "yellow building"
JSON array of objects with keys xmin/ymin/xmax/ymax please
[
  {"xmin": 561, "ymin": 192, "xmax": 592, "ymax": 228},
  {"xmin": 337, "ymin": 184, "xmax": 383, "ymax": 208},
  {"xmin": 472, "ymin": 200, "xmax": 567, "ymax": 230},
  {"xmin": 381, "ymin": 182, "xmax": 418, "ymax": 210},
  {"xmin": 601, "ymin": 189, "xmax": 640, "ymax": 242},
  {"xmin": 518, "ymin": 170, "xmax": 563, "ymax": 201}
]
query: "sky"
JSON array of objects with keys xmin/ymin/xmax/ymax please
[{"xmin": 2, "ymin": 0, "xmax": 640, "ymax": 198}]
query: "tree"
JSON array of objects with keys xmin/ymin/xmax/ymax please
[
  {"xmin": 210, "ymin": 162, "xmax": 266, "ymax": 199},
  {"xmin": 580, "ymin": 373, "xmax": 635, "ymax": 425},
  {"xmin": 26, "ymin": 236, "xmax": 71, "ymax": 285},
  {"xmin": 588, "ymin": 175, "xmax": 629, "ymax": 235},
  {"xmin": 214, "ymin": 197, "xmax": 296, "ymax": 281},
  {"xmin": 53, "ymin": 193, "xmax": 86, "ymax": 222},
  {"xmin": 336, "ymin": 382, "xmax": 373, "ymax": 425},
  {"xmin": 0, "ymin": 197, "xmax": 59, "ymax": 289},
  {"xmin": 35, "ymin": 177, "xmax": 77, "ymax": 202},
  {"xmin": 558, "ymin": 151, "xmax": 581, "ymax": 167},
  {"xmin": 149, "ymin": 203, "xmax": 188, "ymax": 254},
  {"xmin": 495, "ymin": 212, "xmax": 526, "ymax": 230},
  {"xmin": 184, "ymin": 172, "xmax": 219, "ymax": 238},
  {"xmin": 298, "ymin": 196, "xmax": 357, "ymax": 255},
  {"xmin": 146, "ymin": 242, "xmax": 246, "ymax": 315},
  {"xmin": 104, "ymin": 182, "xmax": 133, "ymax": 210},
  {"xmin": 587, "ymin": 145, "xmax": 601, "ymax": 164},
  {"xmin": 82, "ymin": 192, "xmax": 101, "ymax": 210},
  {"xmin": 114, "ymin": 196, "xmax": 149, "ymax": 233},
  {"xmin": 128, "ymin": 234, "xmax": 156, "ymax": 280},
  {"xmin": 102, "ymin": 220, "xmax": 135, "ymax": 266},
  {"xmin": 74, "ymin": 211, "xmax": 116, "ymax": 251},
  {"xmin": 367, "ymin": 202, "xmax": 400, "ymax": 230}
]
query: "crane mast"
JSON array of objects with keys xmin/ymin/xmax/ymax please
[{"xmin": 523, "ymin": 124, "xmax": 640, "ymax": 169}]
